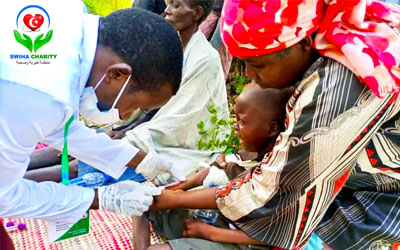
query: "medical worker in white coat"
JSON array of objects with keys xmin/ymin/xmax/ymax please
[{"xmin": 0, "ymin": 2, "xmax": 184, "ymax": 224}]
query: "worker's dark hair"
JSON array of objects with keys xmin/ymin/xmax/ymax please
[
  {"xmin": 190, "ymin": 0, "xmax": 213, "ymax": 24},
  {"xmin": 99, "ymin": 8, "xmax": 183, "ymax": 94}
]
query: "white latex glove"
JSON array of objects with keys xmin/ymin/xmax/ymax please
[
  {"xmin": 136, "ymin": 151, "xmax": 186, "ymax": 182},
  {"xmin": 98, "ymin": 180, "xmax": 162, "ymax": 216},
  {"xmin": 153, "ymin": 173, "xmax": 172, "ymax": 186},
  {"xmin": 202, "ymin": 166, "xmax": 229, "ymax": 188}
]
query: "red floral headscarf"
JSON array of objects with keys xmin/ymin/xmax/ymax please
[{"xmin": 221, "ymin": 0, "xmax": 400, "ymax": 97}]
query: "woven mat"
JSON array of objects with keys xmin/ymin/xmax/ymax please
[{"xmin": 1, "ymin": 210, "xmax": 163, "ymax": 250}]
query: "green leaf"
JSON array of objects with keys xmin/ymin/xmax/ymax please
[
  {"xmin": 209, "ymin": 127, "xmax": 217, "ymax": 135},
  {"xmin": 34, "ymin": 30, "xmax": 53, "ymax": 52},
  {"xmin": 198, "ymin": 139, "xmax": 207, "ymax": 150},
  {"xmin": 199, "ymin": 138, "xmax": 209, "ymax": 150},
  {"xmin": 208, "ymin": 105, "xmax": 218, "ymax": 114},
  {"xmin": 14, "ymin": 30, "xmax": 33, "ymax": 52},
  {"xmin": 213, "ymin": 130, "xmax": 220, "ymax": 140},
  {"xmin": 197, "ymin": 121, "xmax": 205, "ymax": 130},
  {"xmin": 199, "ymin": 130, "xmax": 208, "ymax": 135},
  {"xmin": 210, "ymin": 115, "xmax": 218, "ymax": 124},
  {"xmin": 217, "ymin": 119, "xmax": 227, "ymax": 126}
]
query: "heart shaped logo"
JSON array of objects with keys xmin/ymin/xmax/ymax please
[{"xmin": 23, "ymin": 14, "xmax": 44, "ymax": 31}]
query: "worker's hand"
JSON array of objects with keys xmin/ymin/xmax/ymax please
[
  {"xmin": 153, "ymin": 173, "xmax": 171, "ymax": 186},
  {"xmin": 149, "ymin": 189, "xmax": 184, "ymax": 211},
  {"xmin": 183, "ymin": 220, "xmax": 213, "ymax": 240},
  {"xmin": 98, "ymin": 180, "xmax": 162, "ymax": 216},
  {"xmin": 136, "ymin": 151, "xmax": 186, "ymax": 182},
  {"xmin": 202, "ymin": 166, "xmax": 229, "ymax": 188},
  {"xmin": 106, "ymin": 130, "xmax": 125, "ymax": 140}
]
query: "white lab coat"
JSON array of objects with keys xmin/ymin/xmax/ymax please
[
  {"xmin": 0, "ymin": 1, "xmax": 138, "ymax": 223},
  {"xmin": 125, "ymin": 31, "xmax": 230, "ymax": 177}
]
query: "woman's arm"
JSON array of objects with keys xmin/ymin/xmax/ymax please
[{"xmin": 183, "ymin": 220, "xmax": 264, "ymax": 245}]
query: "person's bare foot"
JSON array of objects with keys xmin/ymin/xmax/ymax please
[{"xmin": 132, "ymin": 214, "xmax": 151, "ymax": 250}]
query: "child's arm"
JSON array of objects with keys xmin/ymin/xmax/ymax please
[
  {"xmin": 183, "ymin": 220, "xmax": 264, "ymax": 245},
  {"xmin": 168, "ymin": 168, "xmax": 210, "ymax": 191},
  {"xmin": 150, "ymin": 189, "xmax": 265, "ymax": 245},
  {"xmin": 150, "ymin": 188, "xmax": 218, "ymax": 211}
]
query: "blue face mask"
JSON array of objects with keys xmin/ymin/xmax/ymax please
[{"xmin": 79, "ymin": 73, "xmax": 132, "ymax": 125}]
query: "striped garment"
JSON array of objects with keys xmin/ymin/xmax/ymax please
[
  {"xmin": 215, "ymin": 57, "xmax": 400, "ymax": 250},
  {"xmin": 316, "ymin": 109, "xmax": 400, "ymax": 249}
]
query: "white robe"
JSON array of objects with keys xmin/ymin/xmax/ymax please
[{"xmin": 0, "ymin": 1, "xmax": 138, "ymax": 224}]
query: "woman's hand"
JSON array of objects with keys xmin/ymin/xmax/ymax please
[{"xmin": 183, "ymin": 220, "xmax": 214, "ymax": 240}]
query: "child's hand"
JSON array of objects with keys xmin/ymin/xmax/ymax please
[
  {"xmin": 193, "ymin": 168, "xmax": 210, "ymax": 187},
  {"xmin": 149, "ymin": 189, "xmax": 184, "ymax": 211},
  {"xmin": 215, "ymin": 155, "xmax": 227, "ymax": 168},
  {"xmin": 183, "ymin": 220, "xmax": 214, "ymax": 240},
  {"xmin": 165, "ymin": 168, "xmax": 209, "ymax": 191}
]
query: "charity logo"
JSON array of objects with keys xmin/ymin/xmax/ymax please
[{"xmin": 14, "ymin": 5, "xmax": 53, "ymax": 53}]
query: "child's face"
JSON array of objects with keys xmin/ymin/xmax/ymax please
[{"xmin": 234, "ymin": 98, "xmax": 274, "ymax": 153}]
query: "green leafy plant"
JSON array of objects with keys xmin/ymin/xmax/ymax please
[
  {"xmin": 197, "ymin": 105, "xmax": 240, "ymax": 154},
  {"xmin": 231, "ymin": 75, "xmax": 249, "ymax": 95}
]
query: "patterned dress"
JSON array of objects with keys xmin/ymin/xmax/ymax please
[{"xmin": 215, "ymin": 57, "xmax": 400, "ymax": 250}]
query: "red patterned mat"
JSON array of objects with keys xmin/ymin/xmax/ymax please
[{"xmin": 1, "ymin": 210, "xmax": 162, "ymax": 250}]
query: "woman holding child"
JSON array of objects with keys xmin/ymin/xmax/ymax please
[{"xmin": 141, "ymin": 0, "xmax": 400, "ymax": 249}]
